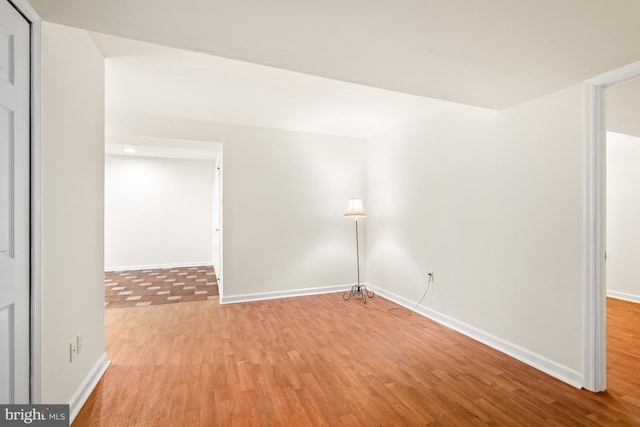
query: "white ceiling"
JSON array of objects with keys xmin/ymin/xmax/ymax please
[
  {"xmin": 30, "ymin": 0, "xmax": 640, "ymax": 110},
  {"xmin": 94, "ymin": 32, "xmax": 458, "ymax": 139}
]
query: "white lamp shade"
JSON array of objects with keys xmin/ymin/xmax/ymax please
[{"xmin": 344, "ymin": 198, "xmax": 367, "ymax": 219}]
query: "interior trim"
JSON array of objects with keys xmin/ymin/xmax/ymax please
[
  {"xmin": 583, "ymin": 82, "xmax": 606, "ymax": 392},
  {"xmin": 220, "ymin": 284, "xmax": 351, "ymax": 305},
  {"xmin": 606, "ymin": 290, "xmax": 640, "ymax": 304},
  {"xmin": 68, "ymin": 352, "xmax": 110, "ymax": 424},
  {"xmin": 104, "ymin": 261, "xmax": 214, "ymax": 272}
]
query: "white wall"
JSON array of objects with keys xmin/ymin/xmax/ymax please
[
  {"xmin": 108, "ymin": 115, "xmax": 366, "ymax": 298},
  {"xmin": 41, "ymin": 22, "xmax": 106, "ymax": 404},
  {"xmin": 366, "ymin": 84, "xmax": 585, "ymax": 382},
  {"xmin": 104, "ymin": 154, "xmax": 215, "ymax": 270},
  {"xmin": 606, "ymin": 132, "xmax": 640, "ymax": 302}
]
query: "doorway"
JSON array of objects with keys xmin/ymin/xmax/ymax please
[
  {"xmin": 603, "ymin": 80, "xmax": 640, "ymax": 399},
  {"xmin": 604, "ymin": 78, "xmax": 640, "ymax": 305},
  {"xmin": 103, "ymin": 141, "xmax": 223, "ymax": 307},
  {"xmin": 585, "ymin": 60, "xmax": 640, "ymax": 392}
]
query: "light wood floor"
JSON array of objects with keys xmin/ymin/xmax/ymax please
[{"xmin": 74, "ymin": 295, "xmax": 640, "ymax": 426}]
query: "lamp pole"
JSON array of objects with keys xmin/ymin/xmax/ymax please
[
  {"xmin": 343, "ymin": 198, "xmax": 374, "ymax": 303},
  {"xmin": 355, "ymin": 219, "xmax": 361, "ymax": 289}
]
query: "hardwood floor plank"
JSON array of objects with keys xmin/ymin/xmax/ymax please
[{"xmin": 73, "ymin": 294, "xmax": 640, "ymax": 425}]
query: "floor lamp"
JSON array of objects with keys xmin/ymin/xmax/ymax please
[{"xmin": 343, "ymin": 198, "xmax": 374, "ymax": 303}]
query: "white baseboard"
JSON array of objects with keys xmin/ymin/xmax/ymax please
[
  {"xmin": 105, "ymin": 261, "xmax": 213, "ymax": 272},
  {"xmin": 220, "ymin": 284, "xmax": 351, "ymax": 305},
  {"xmin": 607, "ymin": 289, "xmax": 640, "ymax": 304},
  {"xmin": 367, "ymin": 283, "xmax": 584, "ymax": 389},
  {"xmin": 68, "ymin": 353, "xmax": 110, "ymax": 424}
]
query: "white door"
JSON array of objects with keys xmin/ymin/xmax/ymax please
[{"xmin": 0, "ymin": 0, "xmax": 30, "ymax": 404}]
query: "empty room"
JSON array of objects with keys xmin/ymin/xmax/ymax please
[{"xmin": 2, "ymin": 0, "xmax": 640, "ymax": 425}]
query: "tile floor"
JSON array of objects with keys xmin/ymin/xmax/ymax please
[{"xmin": 104, "ymin": 265, "xmax": 218, "ymax": 309}]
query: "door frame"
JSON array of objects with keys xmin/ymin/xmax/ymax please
[
  {"xmin": 7, "ymin": 0, "xmax": 42, "ymax": 403},
  {"xmin": 584, "ymin": 60, "xmax": 640, "ymax": 392},
  {"xmin": 213, "ymin": 151, "xmax": 223, "ymax": 297}
]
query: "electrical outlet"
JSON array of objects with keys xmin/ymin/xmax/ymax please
[
  {"xmin": 77, "ymin": 332, "xmax": 83, "ymax": 355},
  {"xmin": 70, "ymin": 340, "xmax": 78, "ymax": 363}
]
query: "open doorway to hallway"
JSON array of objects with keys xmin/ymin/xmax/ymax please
[
  {"xmin": 605, "ymin": 79, "xmax": 640, "ymax": 305},
  {"xmin": 103, "ymin": 140, "xmax": 223, "ymax": 308},
  {"xmin": 603, "ymin": 78, "xmax": 640, "ymax": 398}
]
